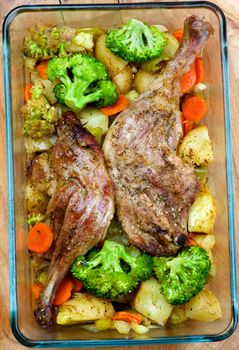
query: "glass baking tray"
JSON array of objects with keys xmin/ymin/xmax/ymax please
[{"xmin": 2, "ymin": 1, "xmax": 238, "ymax": 348}]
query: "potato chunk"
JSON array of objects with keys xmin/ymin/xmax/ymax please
[
  {"xmin": 95, "ymin": 34, "xmax": 128, "ymax": 78},
  {"xmin": 132, "ymin": 277, "xmax": 173, "ymax": 326},
  {"xmin": 56, "ymin": 293, "xmax": 115, "ymax": 325},
  {"xmin": 178, "ymin": 125, "xmax": 213, "ymax": 166},
  {"xmin": 134, "ymin": 70, "xmax": 158, "ymax": 94},
  {"xmin": 25, "ymin": 182, "xmax": 49, "ymax": 214},
  {"xmin": 192, "ymin": 233, "xmax": 216, "ymax": 251},
  {"xmin": 185, "ymin": 290, "xmax": 222, "ymax": 321},
  {"xmin": 188, "ymin": 191, "xmax": 216, "ymax": 234},
  {"xmin": 112, "ymin": 65, "xmax": 133, "ymax": 94},
  {"xmin": 168, "ymin": 305, "xmax": 188, "ymax": 325}
]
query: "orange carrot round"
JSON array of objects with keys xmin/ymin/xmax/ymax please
[
  {"xmin": 53, "ymin": 276, "xmax": 73, "ymax": 306},
  {"xmin": 27, "ymin": 223, "xmax": 54, "ymax": 254},
  {"xmin": 32, "ymin": 284, "xmax": 43, "ymax": 300},
  {"xmin": 24, "ymin": 83, "xmax": 32, "ymax": 101},
  {"xmin": 195, "ymin": 57, "xmax": 205, "ymax": 83},
  {"xmin": 113, "ymin": 311, "xmax": 143, "ymax": 324},
  {"xmin": 180, "ymin": 63, "xmax": 196, "ymax": 93},
  {"xmin": 37, "ymin": 60, "xmax": 48, "ymax": 80},
  {"xmin": 71, "ymin": 276, "xmax": 83, "ymax": 292},
  {"xmin": 181, "ymin": 113, "xmax": 195, "ymax": 135},
  {"xmin": 173, "ymin": 28, "xmax": 184, "ymax": 42},
  {"xmin": 182, "ymin": 96, "xmax": 208, "ymax": 122},
  {"xmin": 100, "ymin": 94, "xmax": 129, "ymax": 116},
  {"xmin": 184, "ymin": 119, "xmax": 195, "ymax": 135}
]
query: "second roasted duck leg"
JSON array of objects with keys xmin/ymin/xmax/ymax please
[{"xmin": 32, "ymin": 112, "xmax": 114, "ymax": 327}]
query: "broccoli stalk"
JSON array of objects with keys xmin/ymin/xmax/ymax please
[
  {"xmin": 71, "ymin": 240, "xmax": 153, "ymax": 299},
  {"xmin": 153, "ymin": 246, "xmax": 211, "ymax": 305},
  {"xmin": 106, "ymin": 19, "xmax": 166, "ymax": 62},
  {"xmin": 23, "ymin": 24, "xmax": 94, "ymax": 61},
  {"xmin": 47, "ymin": 54, "xmax": 118, "ymax": 111}
]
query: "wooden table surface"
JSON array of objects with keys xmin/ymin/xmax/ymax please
[{"xmin": 0, "ymin": 0, "xmax": 238, "ymax": 349}]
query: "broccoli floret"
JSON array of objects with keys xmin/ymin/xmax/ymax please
[
  {"xmin": 71, "ymin": 240, "xmax": 153, "ymax": 299},
  {"xmin": 23, "ymin": 24, "xmax": 94, "ymax": 61},
  {"xmin": 47, "ymin": 53, "xmax": 118, "ymax": 111},
  {"xmin": 24, "ymin": 119, "xmax": 55, "ymax": 138},
  {"xmin": 21, "ymin": 82, "xmax": 61, "ymax": 138},
  {"xmin": 153, "ymin": 246, "xmax": 211, "ymax": 305},
  {"xmin": 53, "ymin": 84, "xmax": 66, "ymax": 106},
  {"xmin": 27, "ymin": 213, "xmax": 45, "ymax": 225},
  {"xmin": 106, "ymin": 19, "xmax": 166, "ymax": 62}
]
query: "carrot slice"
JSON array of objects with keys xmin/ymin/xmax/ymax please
[
  {"xmin": 100, "ymin": 94, "xmax": 129, "ymax": 116},
  {"xmin": 71, "ymin": 276, "xmax": 83, "ymax": 292},
  {"xmin": 32, "ymin": 284, "xmax": 43, "ymax": 300},
  {"xmin": 113, "ymin": 311, "xmax": 143, "ymax": 324},
  {"xmin": 37, "ymin": 60, "xmax": 48, "ymax": 80},
  {"xmin": 173, "ymin": 28, "xmax": 184, "ymax": 42},
  {"xmin": 53, "ymin": 276, "xmax": 73, "ymax": 306},
  {"xmin": 180, "ymin": 63, "xmax": 196, "ymax": 93},
  {"xmin": 182, "ymin": 96, "xmax": 208, "ymax": 122},
  {"xmin": 195, "ymin": 57, "xmax": 205, "ymax": 83},
  {"xmin": 27, "ymin": 223, "xmax": 54, "ymax": 254},
  {"xmin": 25, "ymin": 83, "xmax": 32, "ymax": 101},
  {"xmin": 184, "ymin": 119, "xmax": 195, "ymax": 135}
]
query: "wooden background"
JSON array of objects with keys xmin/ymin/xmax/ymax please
[{"xmin": 0, "ymin": 0, "xmax": 238, "ymax": 349}]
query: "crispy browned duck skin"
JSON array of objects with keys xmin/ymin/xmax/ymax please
[
  {"xmin": 33, "ymin": 112, "xmax": 114, "ymax": 327},
  {"xmin": 103, "ymin": 16, "xmax": 213, "ymax": 256}
]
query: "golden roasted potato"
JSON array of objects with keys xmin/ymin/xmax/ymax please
[
  {"xmin": 25, "ymin": 182, "xmax": 49, "ymax": 214},
  {"xmin": 141, "ymin": 33, "xmax": 179, "ymax": 73},
  {"xmin": 168, "ymin": 305, "xmax": 188, "ymax": 325},
  {"xmin": 192, "ymin": 233, "xmax": 216, "ymax": 251},
  {"xmin": 132, "ymin": 277, "xmax": 173, "ymax": 326},
  {"xmin": 188, "ymin": 191, "xmax": 216, "ymax": 234},
  {"xmin": 112, "ymin": 65, "xmax": 133, "ymax": 94},
  {"xmin": 56, "ymin": 293, "xmax": 115, "ymax": 325},
  {"xmin": 178, "ymin": 125, "xmax": 214, "ymax": 166},
  {"xmin": 185, "ymin": 290, "xmax": 222, "ymax": 322},
  {"xmin": 134, "ymin": 70, "xmax": 158, "ymax": 94},
  {"xmin": 95, "ymin": 34, "xmax": 128, "ymax": 78}
]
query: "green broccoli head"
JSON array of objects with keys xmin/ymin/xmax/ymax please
[
  {"xmin": 153, "ymin": 246, "xmax": 211, "ymax": 305},
  {"xmin": 24, "ymin": 119, "xmax": 55, "ymax": 138},
  {"xmin": 23, "ymin": 25, "xmax": 94, "ymax": 61},
  {"xmin": 21, "ymin": 84, "xmax": 61, "ymax": 138},
  {"xmin": 27, "ymin": 213, "xmax": 45, "ymax": 225},
  {"xmin": 53, "ymin": 84, "xmax": 66, "ymax": 106},
  {"xmin": 46, "ymin": 53, "xmax": 118, "ymax": 111},
  {"xmin": 71, "ymin": 240, "xmax": 153, "ymax": 299},
  {"xmin": 106, "ymin": 19, "xmax": 166, "ymax": 62}
]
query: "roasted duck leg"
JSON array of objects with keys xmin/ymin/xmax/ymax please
[
  {"xmin": 32, "ymin": 112, "xmax": 114, "ymax": 327},
  {"xmin": 103, "ymin": 16, "xmax": 213, "ymax": 256}
]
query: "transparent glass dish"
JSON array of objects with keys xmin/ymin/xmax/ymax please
[{"xmin": 2, "ymin": 1, "xmax": 238, "ymax": 348}]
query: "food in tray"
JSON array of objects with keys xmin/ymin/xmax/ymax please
[{"xmin": 22, "ymin": 15, "xmax": 221, "ymax": 333}]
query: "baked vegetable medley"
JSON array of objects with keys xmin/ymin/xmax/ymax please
[{"xmin": 22, "ymin": 17, "xmax": 221, "ymax": 334}]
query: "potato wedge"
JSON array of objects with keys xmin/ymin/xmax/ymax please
[
  {"xmin": 134, "ymin": 70, "xmax": 158, "ymax": 94},
  {"xmin": 178, "ymin": 125, "xmax": 214, "ymax": 166},
  {"xmin": 25, "ymin": 182, "xmax": 49, "ymax": 214},
  {"xmin": 112, "ymin": 65, "xmax": 133, "ymax": 94},
  {"xmin": 185, "ymin": 290, "xmax": 222, "ymax": 322},
  {"xmin": 188, "ymin": 191, "xmax": 216, "ymax": 234},
  {"xmin": 132, "ymin": 277, "xmax": 173, "ymax": 326},
  {"xmin": 95, "ymin": 34, "xmax": 128, "ymax": 78},
  {"xmin": 192, "ymin": 233, "xmax": 216, "ymax": 251},
  {"xmin": 141, "ymin": 33, "xmax": 179, "ymax": 73},
  {"xmin": 56, "ymin": 292, "xmax": 115, "ymax": 325},
  {"xmin": 168, "ymin": 305, "xmax": 188, "ymax": 325}
]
